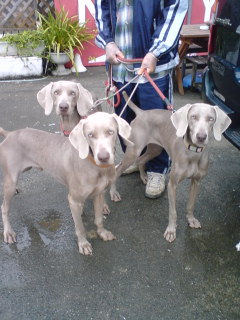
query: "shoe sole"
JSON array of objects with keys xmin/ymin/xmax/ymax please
[{"xmin": 145, "ymin": 191, "xmax": 164, "ymax": 199}]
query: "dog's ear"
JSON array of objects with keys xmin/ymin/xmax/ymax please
[
  {"xmin": 171, "ymin": 104, "xmax": 192, "ymax": 137},
  {"xmin": 112, "ymin": 114, "xmax": 133, "ymax": 146},
  {"xmin": 213, "ymin": 106, "xmax": 231, "ymax": 141},
  {"xmin": 37, "ymin": 82, "xmax": 54, "ymax": 116},
  {"xmin": 69, "ymin": 120, "xmax": 89, "ymax": 159},
  {"xmin": 76, "ymin": 83, "xmax": 94, "ymax": 117}
]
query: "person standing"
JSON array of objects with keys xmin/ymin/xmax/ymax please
[{"xmin": 94, "ymin": 0, "xmax": 188, "ymax": 198}]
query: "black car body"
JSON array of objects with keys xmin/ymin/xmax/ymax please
[{"xmin": 203, "ymin": 0, "xmax": 240, "ymax": 149}]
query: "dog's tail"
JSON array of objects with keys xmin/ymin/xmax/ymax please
[
  {"xmin": 122, "ymin": 91, "xmax": 143, "ymax": 116},
  {"xmin": 0, "ymin": 127, "xmax": 10, "ymax": 138}
]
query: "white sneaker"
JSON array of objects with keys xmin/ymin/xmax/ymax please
[
  {"xmin": 145, "ymin": 172, "xmax": 166, "ymax": 198},
  {"xmin": 122, "ymin": 163, "xmax": 139, "ymax": 175}
]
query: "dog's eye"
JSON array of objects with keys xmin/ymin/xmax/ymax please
[
  {"xmin": 54, "ymin": 90, "xmax": 60, "ymax": 95},
  {"xmin": 191, "ymin": 115, "xmax": 197, "ymax": 120},
  {"xmin": 88, "ymin": 133, "xmax": 93, "ymax": 138},
  {"xmin": 70, "ymin": 91, "xmax": 76, "ymax": 96},
  {"xmin": 107, "ymin": 130, "xmax": 114, "ymax": 135},
  {"xmin": 208, "ymin": 117, "xmax": 214, "ymax": 122}
]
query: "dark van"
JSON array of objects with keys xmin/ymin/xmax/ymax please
[{"xmin": 202, "ymin": 0, "xmax": 240, "ymax": 149}]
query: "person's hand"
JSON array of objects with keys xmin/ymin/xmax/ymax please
[
  {"xmin": 138, "ymin": 52, "xmax": 157, "ymax": 75},
  {"xmin": 105, "ymin": 42, "xmax": 124, "ymax": 65}
]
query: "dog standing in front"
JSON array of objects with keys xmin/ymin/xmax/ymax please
[
  {"xmin": 0, "ymin": 112, "xmax": 132, "ymax": 255},
  {"xmin": 110, "ymin": 93, "xmax": 231, "ymax": 242},
  {"xmin": 37, "ymin": 81, "xmax": 112, "ymax": 214}
]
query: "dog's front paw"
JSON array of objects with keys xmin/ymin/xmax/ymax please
[
  {"xmin": 188, "ymin": 217, "xmax": 201, "ymax": 229},
  {"xmin": 78, "ymin": 240, "xmax": 93, "ymax": 255},
  {"xmin": 103, "ymin": 203, "xmax": 111, "ymax": 215},
  {"xmin": 110, "ymin": 190, "xmax": 122, "ymax": 202},
  {"xmin": 164, "ymin": 226, "xmax": 176, "ymax": 242},
  {"xmin": 98, "ymin": 229, "xmax": 116, "ymax": 241},
  {"xmin": 4, "ymin": 229, "xmax": 16, "ymax": 244}
]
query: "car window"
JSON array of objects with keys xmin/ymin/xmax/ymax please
[{"xmin": 215, "ymin": 26, "xmax": 240, "ymax": 66}]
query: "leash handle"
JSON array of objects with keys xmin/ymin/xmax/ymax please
[
  {"xmin": 116, "ymin": 55, "xmax": 174, "ymax": 112},
  {"xmin": 116, "ymin": 56, "xmax": 143, "ymax": 64}
]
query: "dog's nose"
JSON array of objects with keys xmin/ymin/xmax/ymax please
[
  {"xmin": 196, "ymin": 133, "xmax": 207, "ymax": 143},
  {"xmin": 97, "ymin": 150, "xmax": 110, "ymax": 163},
  {"xmin": 59, "ymin": 102, "xmax": 69, "ymax": 112}
]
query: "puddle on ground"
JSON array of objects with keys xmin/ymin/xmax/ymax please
[
  {"xmin": 37, "ymin": 209, "xmax": 62, "ymax": 232},
  {"xmin": 38, "ymin": 232, "xmax": 51, "ymax": 245},
  {"xmin": 38, "ymin": 217, "xmax": 61, "ymax": 232},
  {"xmin": 16, "ymin": 226, "xmax": 32, "ymax": 251},
  {"xmin": 14, "ymin": 210, "xmax": 62, "ymax": 251},
  {"xmin": 87, "ymin": 229, "xmax": 98, "ymax": 239}
]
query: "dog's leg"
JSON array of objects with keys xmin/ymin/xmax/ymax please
[
  {"xmin": 68, "ymin": 194, "xmax": 92, "ymax": 255},
  {"xmin": 136, "ymin": 144, "xmax": 163, "ymax": 184},
  {"xmin": 94, "ymin": 193, "xmax": 116, "ymax": 241},
  {"xmin": 110, "ymin": 146, "xmax": 141, "ymax": 202},
  {"xmin": 186, "ymin": 178, "xmax": 201, "ymax": 229},
  {"xmin": 102, "ymin": 200, "xmax": 111, "ymax": 215},
  {"xmin": 164, "ymin": 174, "xmax": 178, "ymax": 242},
  {"xmin": 1, "ymin": 174, "xmax": 18, "ymax": 243}
]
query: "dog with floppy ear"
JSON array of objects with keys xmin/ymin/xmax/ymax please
[
  {"xmin": 109, "ymin": 95, "xmax": 231, "ymax": 243},
  {"xmin": 0, "ymin": 112, "xmax": 132, "ymax": 255},
  {"xmin": 171, "ymin": 103, "xmax": 231, "ymax": 143},
  {"xmin": 37, "ymin": 80, "xmax": 101, "ymax": 136},
  {"xmin": 69, "ymin": 113, "xmax": 133, "ymax": 164}
]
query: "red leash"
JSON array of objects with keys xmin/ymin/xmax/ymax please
[
  {"xmin": 143, "ymin": 71, "xmax": 174, "ymax": 111},
  {"xmin": 105, "ymin": 80, "xmax": 121, "ymax": 108}
]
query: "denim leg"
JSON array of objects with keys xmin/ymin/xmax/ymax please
[
  {"xmin": 136, "ymin": 74, "xmax": 172, "ymax": 174},
  {"xmin": 114, "ymin": 74, "xmax": 172, "ymax": 173}
]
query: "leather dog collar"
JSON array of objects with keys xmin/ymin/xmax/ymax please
[
  {"xmin": 183, "ymin": 136, "xmax": 204, "ymax": 153},
  {"xmin": 87, "ymin": 154, "xmax": 114, "ymax": 169},
  {"xmin": 60, "ymin": 115, "xmax": 87, "ymax": 137}
]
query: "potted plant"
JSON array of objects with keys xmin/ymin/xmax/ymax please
[
  {"xmin": 38, "ymin": 8, "xmax": 95, "ymax": 75},
  {"xmin": 0, "ymin": 29, "xmax": 45, "ymax": 57},
  {"xmin": 0, "ymin": 36, "xmax": 17, "ymax": 56}
]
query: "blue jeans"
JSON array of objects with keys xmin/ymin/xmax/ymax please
[{"xmin": 114, "ymin": 73, "xmax": 172, "ymax": 174}]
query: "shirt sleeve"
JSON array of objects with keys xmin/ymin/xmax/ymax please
[
  {"xmin": 149, "ymin": 0, "xmax": 188, "ymax": 58},
  {"xmin": 94, "ymin": 0, "xmax": 115, "ymax": 49}
]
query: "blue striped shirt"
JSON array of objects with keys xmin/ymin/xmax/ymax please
[{"xmin": 95, "ymin": 0, "xmax": 188, "ymax": 83}]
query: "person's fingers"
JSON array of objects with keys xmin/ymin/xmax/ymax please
[
  {"xmin": 114, "ymin": 50, "xmax": 124, "ymax": 64},
  {"xmin": 116, "ymin": 50, "xmax": 124, "ymax": 59},
  {"xmin": 137, "ymin": 67, "xmax": 145, "ymax": 75},
  {"xmin": 138, "ymin": 52, "xmax": 157, "ymax": 74},
  {"xmin": 105, "ymin": 43, "xmax": 125, "ymax": 65}
]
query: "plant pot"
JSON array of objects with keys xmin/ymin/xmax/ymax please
[
  {"xmin": 0, "ymin": 41, "xmax": 17, "ymax": 56},
  {"xmin": 0, "ymin": 56, "xmax": 43, "ymax": 79},
  {"xmin": 71, "ymin": 53, "xmax": 87, "ymax": 73},
  {"xmin": 17, "ymin": 41, "xmax": 45, "ymax": 56},
  {"xmin": 50, "ymin": 52, "xmax": 71, "ymax": 76}
]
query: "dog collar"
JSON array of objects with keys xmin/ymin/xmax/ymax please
[
  {"xmin": 87, "ymin": 154, "xmax": 114, "ymax": 169},
  {"xmin": 183, "ymin": 136, "xmax": 204, "ymax": 153},
  {"xmin": 60, "ymin": 115, "xmax": 88, "ymax": 137}
]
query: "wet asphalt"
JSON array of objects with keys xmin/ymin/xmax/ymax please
[{"xmin": 0, "ymin": 67, "xmax": 239, "ymax": 320}]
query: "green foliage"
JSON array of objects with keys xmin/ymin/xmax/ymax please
[
  {"xmin": 38, "ymin": 8, "xmax": 95, "ymax": 64},
  {"xmin": 0, "ymin": 29, "xmax": 45, "ymax": 56}
]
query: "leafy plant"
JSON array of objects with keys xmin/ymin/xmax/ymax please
[
  {"xmin": 38, "ymin": 8, "xmax": 95, "ymax": 64},
  {"xmin": 0, "ymin": 29, "xmax": 45, "ymax": 56}
]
